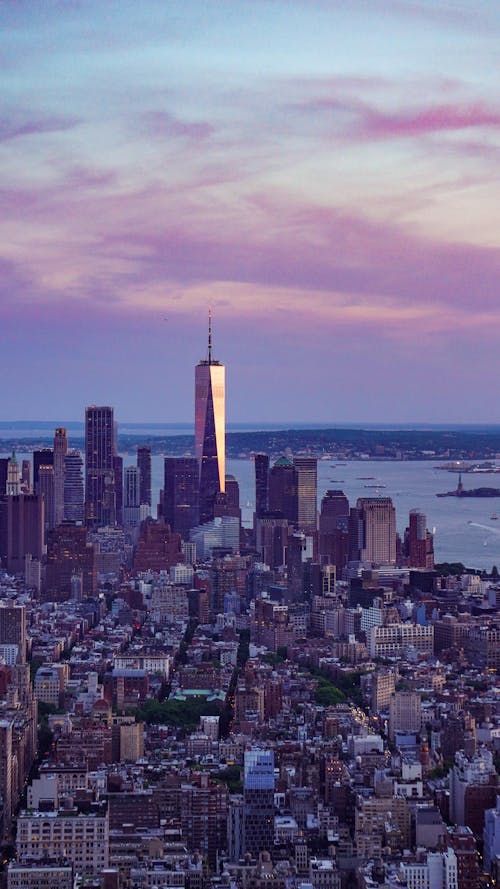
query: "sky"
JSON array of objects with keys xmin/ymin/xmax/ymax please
[{"xmin": 1, "ymin": 0, "xmax": 500, "ymax": 425}]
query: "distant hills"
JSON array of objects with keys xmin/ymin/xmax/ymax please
[{"xmin": 1, "ymin": 425, "xmax": 500, "ymax": 461}]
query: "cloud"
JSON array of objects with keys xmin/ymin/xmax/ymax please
[
  {"xmin": 356, "ymin": 103, "xmax": 500, "ymax": 140},
  {"xmin": 0, "ymin": 112, "xmax": 80, "ymax": 143},
  {"xmin": 141, "ymin": 111, "xmax": 214, "ymax": 142}
]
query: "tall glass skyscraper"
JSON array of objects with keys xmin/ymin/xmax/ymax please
[
  {"xmin": 195, "ymin": 314, "xmax": 225, "ymax": 525},
  {"xmin": 243, "ymin": 748, "xmax": 275, "ymax": 856},
  {"xmin": 85, "ymin": 406, "xmax": 116, "ymax": 527},
  {"xmin": 64, "ymin": 450, "xmax": 84, "ymax": 523}
]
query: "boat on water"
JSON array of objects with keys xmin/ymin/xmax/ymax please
[
  {"xmin": 330, "ymin": 479, "xmax": 345, "ymax": 483},
  {"xmin": 491, "ymin": 513, "xmax": 498, "ymax": 520},
  {"xmin": 357, "ymin": 476, "xmax": 375, "ymax": 480},
  {"xmin": 364, "ymin": 484, "xmax": 387, "ymax": 489}
]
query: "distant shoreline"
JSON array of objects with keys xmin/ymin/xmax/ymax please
[{"xmin": 2, "ymin": 425, "xmax": 500, "ymax": 462}]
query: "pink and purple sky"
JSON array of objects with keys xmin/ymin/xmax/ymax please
[{"xmin": 2, "ymin": 0, "xmax": 499, "ymax": 424}]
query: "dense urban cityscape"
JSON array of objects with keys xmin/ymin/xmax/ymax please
[{"xmin": 0, "ymin": 325, "xmax": 498, "ymax": 889}]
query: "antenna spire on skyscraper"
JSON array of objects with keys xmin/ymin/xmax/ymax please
[{"xmin": 208, "ymin": 307, "xmax": 212, "ymax": 365}]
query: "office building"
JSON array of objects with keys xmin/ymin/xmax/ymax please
[
  {"xmin": 6, "ymin": 452, "xmax": 21, "ymax": 496},
  {"xmin": 164, "ymin": 457, "xmax": 199, "ymax": 539},
  {"xmin": 0, "ymin": 602, "xmax": 26, "ymax": 663},
  {"xmin": 53, "ymin": 427, "xmax": 67, "ymax": 526},
  {"xmin": 195, "ymin": 314, "xmax": 225, "ymax": 524},
  {"xmin": 254, "ymin": 453, "xmax": 270, "ymax": 519},
  {"xmin": 137, "ymin": 446, "xmax": 152, "ymax": 507},
  {"xmin": 63, "ymin": 450, "xmax": 84, "ymax": 522},
  {"xmin": 484, "ymin": 796, "xmax": 500, "ymax": 875},
  {"xmin": 449, "ymin": 749, "xmax": 498, "ymax": 840},
  {"xmin": 293, "ymin": 456, "xmax": 318, "ymax": 532},
  {"xmin": 357, "ymin": 497, "xmax": 397, "ymax": 564},
  {"xmin": 45, "ymin": 524, "xmax": 97, "ymax": 601},
  {"xmin": 16, "ymin": 805, "xmax": 109, "ymax": 876},
  {"xmin": 123, "ymin": 465, "xmax": 141, "ymax": 526},
  {"xmin": 7, "ymin": 863, "xmax": 73, "ymax": 889},
  {"xmin": 0, "ymin": 458, "xmax": 8, "ymax": 496},
  {"xmin": 407, "ymin": 509, "xmax": 434, "ymax": 569},
  {"xmin": 243, "ymin": 748, "xmax": 275, "ymax": 856},
  {"xmin": 133, "ymin": 517, "xmax": 183, "ymax": 573},
  {"xmin": 85, "ymin": 405, "xmax": 116, "ymax": 527},
  {"xmin": 319, "ymin": 489, "xmax": 349, "ymax": 569},
  {"xmin": 33, "ymin": 449, "xmax": 53, "ymax": 491},
  {"xmin": 0, "ymin": 494, "xmax": 44, "ymax": 574},
  {"xmin": 269, "ymin": 457, "xmax": 298, "ymax": 525},
  {"xmin": 113, "ymin": 454, "xmax": 123, "ymax": 525},
  {"xmin": 389, "ymin": 691, "xmax": 422, "ymax": 740},
  {"xmin": 37, "ymin": 464, "xmax": 55, "ymax": 532},
  {"xmin": 367, "ymin": 622, "xmax": 434, "ymax": 659},
  {"xmin": 21, "ymin": 460, "xmax": 31, "ymax": 493}
]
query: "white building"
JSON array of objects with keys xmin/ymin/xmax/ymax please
[
  {"xmin": 16, "ymin": 808, "xmax": 109, "ymax": 876},
  {"xmin": 484, "ymin": 796, "xmax": 500, "ymax": 874}
]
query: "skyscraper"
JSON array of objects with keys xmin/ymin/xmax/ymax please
[
  {"xmin": 407, "ymin": 509, "xmax": 435, "ymax": 569},
  {"xmin": 293, "ymin": 456, "xmax": 318, "ymax": 532},
  {"xmin": 268, "ymin": 456, "xmax": 298, "ymax": 525},
  {"xmin": 357, "ymin": 496, "xmax": 397, "ymax": 565},
  {"xmin": 6, "ymin": 453, "xmax": 21, "ymax": 496},
  {"xmin": 38, "ymin": 464, "xmax": 55, "ymax": 533},
  {"xmin": 64, "ymin": 450, "xmax": 84, "ymax": 522},
  {"xmin": 85, "ymin": 406, "xmax": 116, "ymax": 527},
  {"xmin": 195, "ymin": 313, "xmax": 225, "ymax": 525},
  {"xmin": 254, "ymin": 453, "xmax": 270, "ymax": 519},
  {"xmin": 243, "ymin": 748, "xmax": 275, "ymax": 856},
  {"xmin": 123, "ymin": 465, "xmax": 141, "ymax": 526},
  {"xmin": 0, "ymin": 494, "xmax": 44, "ymax": 574},
  {"xmin": 53, "ymin": 427, "xmax": 68, "ymax": 527},
  {"xmin": 137, "ymin": 446, "xmax": 152, "ymax": 507},
  {"xmin": 33, "ymin": 449, "xmax": 53, "ymax": 491},
  {"xmin": 163, "ymin": 457, "xmax": 199, "ymax": 539}
]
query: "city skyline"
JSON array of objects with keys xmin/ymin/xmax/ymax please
[{"xmin": 2, "ymin": 1, "xmax": 500, "ymax": 424}]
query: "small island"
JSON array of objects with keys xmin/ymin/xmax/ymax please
[{"xmin": 437, "ymin": 472, "xmax": 500, "ymax": 498}]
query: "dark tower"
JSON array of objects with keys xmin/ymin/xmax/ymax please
[
  {"xmin": 254, "ymin": 453, "xmax": 269, "ymax": 519},
  {"xmin": 85, "ymin": 406, "xmax": 116, "ymax": 527},
  {"xmin": 163, "ymin": 457, "xmax": 199, "ymax": 539},
  {"xmin": 137, "ymin": 446, "xmax": 152, "ymax": 507},
  {"xmin": 268, "ymin": 457, "xmax": 298, "ymax": 525}
]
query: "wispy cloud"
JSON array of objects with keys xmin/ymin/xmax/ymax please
[{"xmin": 0, "ymin": 112, "xmax": 80, "ymax": 143}]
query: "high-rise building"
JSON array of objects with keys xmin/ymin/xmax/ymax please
[
  {"xmin": 319, "ymin": 489, "xmax": 349, "ymax": 569},
  {"xmin": 33, "ymin": 449, "xmax": 53, "ymax": 492},
  {"xmin": 357, "ymin": 497, "xmax": 397, "ymax": 564},
  {"xmin": 243, "ymin": 748, "xmax": 275, "ymax": 856},
  {"xmin": 45, "ymin": 524, "xmax": 97, "ymax": 601},
  {"xmin": 113, "ymin": 455, "xmax": 123, "ymax": 526},
  {"xmin": 389, "ymin": 690, "xmax": 422, "ymax": 740},
  {"xmin": 137, "ymin": 447, "xmax": 152, "ymax": 507},
  {"xmin": 0, "ymin": 458, "xmax": 8, "ymax": 496},
  {"xmin": 293, "ymin": 456, "xmax": 318, "ymax": 532},
  {"xmin": 407, "ymin": 509, "xmax": 435, "ymax": 569},
  {"xmin": 254, "ymin": 453, "xmax": 270, "ymax": 519},
  {"xmin": 0, "ymin": 494, "xmax": 44, "ymax": 574},
  {"xmin": 21, "ymin": 461, "xmax": 31, "ymax": 493},
  {"xmin": 269, "ymin": 457, "xmax": 298, "ymax": 525},
  {"xmin": 0, "ymin": 603, "xmax": 27, "ymax": 663},
  {"xmin": 163, "ymin": 457, "xmax": 199, "ymax": 540},
  {"xmin": 53, "ymin": 428, "xmax": 67, "ymax": 527},
  {"xmin": 64, "ymin": 450, "xmax": 84, "ymax": 522},
  {"xmin": 37, "ymin": 465, "xmax": 55, "ymax": 532},
  {"xmin": 123, "ymin": 465, "xmax": 141, "ymax": 526},
  {"xmin": 85, "ymin": 406, "xmax": 116, "ymax": 527},
  {"xmin": 195, "ymin": 314, "xmax": 225, "ymax": 525},
  {"xmin": 6, "ymin": 452, "xmax": 21, "ymax": 496}
]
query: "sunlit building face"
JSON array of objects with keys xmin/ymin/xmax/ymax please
[{"xmin": 195, "ymin": 320, "xmax": 225, "ymax": 525}]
